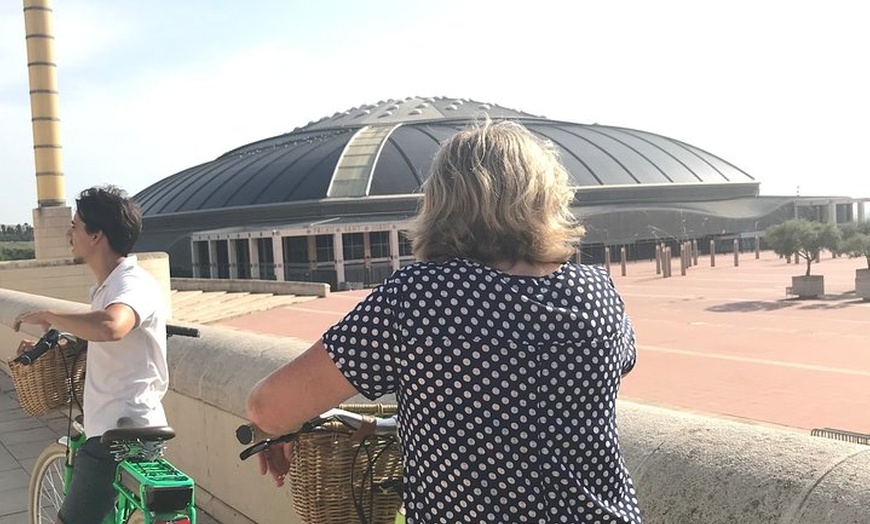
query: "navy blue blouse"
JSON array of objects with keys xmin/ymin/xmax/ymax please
[{"xmin": 324, "ymin": 259, "xmax": 642, "ymax": 523}]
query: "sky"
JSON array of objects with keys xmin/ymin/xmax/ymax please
[{"xmin": 1, "ymin": 1, "xmax": 868, "ymax": 225}]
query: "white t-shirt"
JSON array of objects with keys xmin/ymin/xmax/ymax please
[{"xmin": 84, "ymin": 255, "xmax": 169, "ymax": 438}]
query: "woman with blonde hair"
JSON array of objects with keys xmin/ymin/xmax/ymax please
[{"xmin": 246, "ymin": 119, "xmax": 643, "ymax": 523}]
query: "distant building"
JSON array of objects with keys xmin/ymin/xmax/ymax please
[{"xmin": 134, "ymin": 96, "xmax": 865, "ymax": 288}]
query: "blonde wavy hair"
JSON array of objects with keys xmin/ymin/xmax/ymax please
[{"xmin": 408, "ymin": 119, "xmax": 584, "ymax": 264}]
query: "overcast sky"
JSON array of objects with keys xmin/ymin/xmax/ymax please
[{"xmin": 1, "ymin": 0, "xmax": 868, "ymax": 224}]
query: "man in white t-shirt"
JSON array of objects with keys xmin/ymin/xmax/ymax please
[{"xmin": 15, "ymin": 185, "xmax": 168, "ymax": 524}]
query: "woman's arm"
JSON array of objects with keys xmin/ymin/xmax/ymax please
[{"xmin": 246, "ymin": 338, "xmax": 358, "ymax": 436}]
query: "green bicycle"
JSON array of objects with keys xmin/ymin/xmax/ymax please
[{"xmin": 15, "ymin": 327, "xmax": 198, "ymax": 524}]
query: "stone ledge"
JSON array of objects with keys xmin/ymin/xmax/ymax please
[{"xmin": 171, "ymin": 278, "xmax": 329, "ymax": 298}]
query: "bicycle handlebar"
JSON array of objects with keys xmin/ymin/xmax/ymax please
[
  {"xmin": 13, "ymin": 329, "xmax": 65, "ymax": 365},
  {"xmin": 237, "ymin": 408, "xmax": 398, "ymax": 460},
  {"xmin": 14, "ymin": 324, "xmax": 198, "ymax": 367},
  {"xmin": 166, "ymin": 324, "xmax": 201, "ymax": 338}
]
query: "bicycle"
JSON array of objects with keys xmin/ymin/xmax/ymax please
[
  {"xmin": 12, "ymin": 325, "xmax": 201, "ymax": 524},
  {"xmin": 236, "ymin": 405, "xmax": 404, "ymax": 524}
]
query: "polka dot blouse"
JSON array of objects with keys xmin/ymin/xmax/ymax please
[{"xmin": 323, "ymin": 258, "xmax": 642, "ymax": 524}]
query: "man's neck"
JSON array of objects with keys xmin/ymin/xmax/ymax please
[{"xmin": 89, "ymin": 252, "xmax": 126, "ymax": 286}]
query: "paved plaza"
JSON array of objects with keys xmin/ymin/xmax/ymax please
[{"xmin": 220, "ymin": 249, "xmax": 870, "ymax": 434}]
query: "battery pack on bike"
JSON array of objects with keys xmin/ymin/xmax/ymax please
[{"xmin": 116, "ymin": 459, "xmax": 194, "ymax": 518}]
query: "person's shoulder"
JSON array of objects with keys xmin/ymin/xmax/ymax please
[
  {"xmin": 564, "ymin": 261, "xmax": 608, "ymax": 278},
  {"xmin": 120, "ymin": 260, "xmax": 159, "ymax": 286},
  {"xmin": 561, "ymin": 262, "xmax": 617, "ymax": 288},
  {"xmin": 377, "ymin": 259, "xmax": 474, "ymax": 294},
  {"xmin": 388, "ymin": 259, "xmax": 466, "ymax": 280}
]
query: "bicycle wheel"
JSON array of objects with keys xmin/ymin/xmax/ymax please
[{"xmin": 29, "ymin": 443, "xmax": 67, "ymax": 524}]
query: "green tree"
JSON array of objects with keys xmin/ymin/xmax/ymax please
[
  {"xmin": 765, "ymin": 219, "xmax": 841, "ymax": 276},
  {"xmin": 0, "ymin": 244, "xmax": 35, "ymax": 260},
  {"xmin": 839, "ymin": 222, "xmax": 870, "ymax": 269},
  {"xmin": 0, "ymin": 223, "xmax": 34, "ymax": 242}
]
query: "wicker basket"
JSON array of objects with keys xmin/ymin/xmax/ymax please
[
  {"xmin": 7, "ymin": 338, "xmax": 87, "ymax": 417},
  {"xmin": 288, "ymin": 403, "xmax": 402, "ymax": 524}
]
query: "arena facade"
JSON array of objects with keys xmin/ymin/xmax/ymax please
[{"xmin": 134, "ymin": 96, "xmax": 864, "ymax": 288}]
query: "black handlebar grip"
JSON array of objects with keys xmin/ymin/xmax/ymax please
[
  {"xmin": 14, "ymin": 328, "xmax": 60, "ymax": 366},
  {"xmin": 166, "ymin": 324, "xmax": 201, "ymax": 338},
  {"xmin": 236, "ymin": 424, "xmax": 272, "ymax": 445}
]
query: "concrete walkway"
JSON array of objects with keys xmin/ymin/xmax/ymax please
[{"xmin": 0, "ymin": 364, "xmax": 220, "ymax": 523}]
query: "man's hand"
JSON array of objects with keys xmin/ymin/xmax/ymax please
[
  {"xmin": 257, "ymin": 441, "xmax": 296, "ymax": 487},
  {"xmin": 13, "ymin": 310, "xmax": 52, "ymax": 333},
  {"xmin": 15, "ymin": 339, "xmax": 36, "ymax": 357}
]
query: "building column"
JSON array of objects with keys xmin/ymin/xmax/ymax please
[
  {"xmin": 272, "ymin": 234, "xmax": 284, "ymax": 281},
  {"xmin": 333, "ymin": 232, "xmax": 345, "ymax": 284},
  {"xmin": 307, "ymin": 236, "xmax": 317, "ymax": 273},
  {"xmin": 828, "ymin": 200, "xmax": 837, "ymax": 224},
  {"xmin": 363, "ymin": 232, "xmax": 372, "ymax": 269},
  {"xmin": 228, "ymin": 239, "xmax": 239, "ymax": 279},
  {"xmin": 191, "ymin": 241, "xmax": 201, "ymax": 278},
  {"xmin": 208, "ymin": 240, "xmax": 218, "ymax": 279},
  {"xmin": 248, "ymin": 238, "xmax": 259, "ymax": 280},
  {"xmin": 859, "ymin": 201, "xmax": 866, "ymax": 223},
  {"xmin": 389, "ymin": 229, "xmax": 400, "ymax": 271}
]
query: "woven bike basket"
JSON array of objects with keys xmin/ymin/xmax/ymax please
[
  {"xmin": 7, "ymin": 338, "xmax": 87, "ymax": 417},
  {"xmin": 287, "ymin": 403, "xmax": 402, "ymax": 524}
]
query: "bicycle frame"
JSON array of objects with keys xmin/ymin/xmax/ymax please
[
  {"xmin": 44, "ymin": 420, "xmax": 196, "ymax": 524},
  {"xmin": 23, "ymin": 327, "xmax": 201, "ymax": 524}
]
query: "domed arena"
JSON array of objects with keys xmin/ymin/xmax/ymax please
[{"xmin": 135, "ymin": 96, "xmax": 799, "ymax": 287}]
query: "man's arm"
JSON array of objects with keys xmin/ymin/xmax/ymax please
[{"xmin": 14, "ymin": 303, "xmax": 138, "ymax": 342}]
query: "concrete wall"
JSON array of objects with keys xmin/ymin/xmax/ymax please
[
  {"xmin": 2, "ymin": 286, "xmax": 869, "ymax": 523},
  {"xmin": 619, "ymin": 403, "xmax": 870, "ymax": 523},
  {"xmin": 171, "ymin": 278, "xmax": 329, "ymax": 298},
  {"xmin": 0, "ymin": 252, "xmax": 172, "ymax": 309}
]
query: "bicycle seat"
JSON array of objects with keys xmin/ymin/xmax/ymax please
[{"xmin": 101, "ymin": 425, "xmax": 176, "ymax": 445}]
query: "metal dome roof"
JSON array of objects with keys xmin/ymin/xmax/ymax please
[{"xmin": 135, "ymin": 96, "xmax": 755, "ymax": 216}]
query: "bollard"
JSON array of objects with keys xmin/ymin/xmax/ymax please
[
  {"xmin": 710, "ymin": 239, "xmax": 716, "ymax": 267},
  {"xmin": 620, "ymin": 246, "xmax": 627, "ymax": 277},
  {"xmin": 680, "ymin": 245, "xmax": 687, "ymax": 276},
  {"xmin": 664, "ymin": 246, "xmax": 672, "ymax": 278},
  {"xmin": 604, "ymin": 246, "xmax": 611, "ymax": 274},
  {"xmin": 754, "ymin": 235, "xmax": 760, "ymax": 259},
  {"xmin": 733, "ymin": 239, "xmax": 739, "ymax": 267},
  {"xmin": 655, "ymin": 245, "xmax": 662, "ymax": 275}
]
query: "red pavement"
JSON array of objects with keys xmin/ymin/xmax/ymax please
[{"xmin": 218, "ymin": 251, "xmax": 870, "ymax": 434}]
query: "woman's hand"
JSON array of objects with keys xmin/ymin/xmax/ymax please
[{"xmin": 257, "ymin": 441, "xmax": 296, "ymax": 487}]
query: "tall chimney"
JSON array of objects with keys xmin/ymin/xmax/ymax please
[{"xmin": 24, "ymin": 0, "xmax": 72, "ymax": 259}]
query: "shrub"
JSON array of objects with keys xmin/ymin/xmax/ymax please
[
  {"xmin": 839, "ymin": 222, "xmax": 870, "ymax": 269},
  {"xmin": 765, "ymin": 219, "xmax": 841, "ymax": 276}
]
